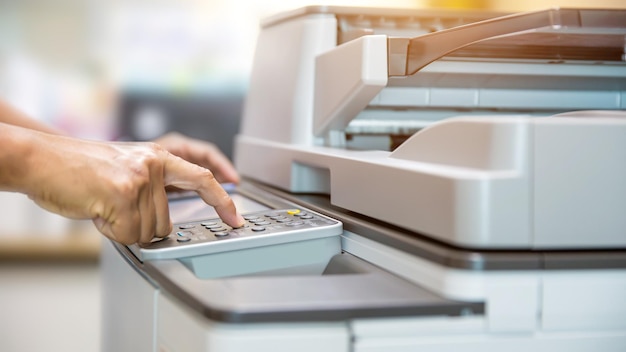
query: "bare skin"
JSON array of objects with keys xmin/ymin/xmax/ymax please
[
  {"xmin": 153, "ymin": 131, "xmax": 240, "ymax": 185},
  {"xmin": 0, "ymin": 101, "xmax": 244, "ymax": 244}
]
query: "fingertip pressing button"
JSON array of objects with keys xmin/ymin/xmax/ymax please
[{"xmin": 150, "ymin": 236, "xmax": 169, "ymax": 243}]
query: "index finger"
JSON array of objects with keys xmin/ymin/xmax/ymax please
[{"xmin": 162, "ymin": 152, "xmax": 244, "ymax": 228}]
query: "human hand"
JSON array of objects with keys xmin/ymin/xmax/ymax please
[
  {"xmin": 153, "ymin": 132, "xmax": 239, "ymax": 185},
  {"xmin": 20, "ymin": 132, "xmax": 244, "ymax": 244}
]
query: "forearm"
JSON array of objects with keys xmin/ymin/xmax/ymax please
[
  {"xmin": 0, "ymin": 100, "xmax": 65, "ymax": 135},
  {"xmin": 0, "ymin": 122, "xmax": 41, "ymax": 193}
]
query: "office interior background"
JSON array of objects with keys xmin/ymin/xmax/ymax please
[{"xmin": 1, "ymin": 0, "xmax": 624, "ymax": 351}]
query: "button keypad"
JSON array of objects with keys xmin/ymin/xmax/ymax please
[
  {"xmin": 142, "ymin": 208, "xmax": 338, "ymax": 249},
  {"xmin": 132, "ymin": 208, "xmax": 342, "ymax": 261}
]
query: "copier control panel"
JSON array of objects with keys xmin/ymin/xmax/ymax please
[{"xmin": 129, "ymin": 208, "xmax": 342, "ymax": 261}]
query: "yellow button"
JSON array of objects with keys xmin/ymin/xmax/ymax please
[{"xmin": 286, "ymin": 209, "xmax": 301, "ymax": 215}]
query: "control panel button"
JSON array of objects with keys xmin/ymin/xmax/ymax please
[{"xmin": 286, "ymin": 221, "xmax": 304, "ymax": 227}]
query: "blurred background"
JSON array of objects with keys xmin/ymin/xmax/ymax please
[{"xmin": 1, "ymin": 0, "xmax": 625, "ymax": 351}]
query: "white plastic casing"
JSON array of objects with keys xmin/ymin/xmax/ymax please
[{"xmin": 235, "ymin": 11, "xmax": 626, "ymax": 249}]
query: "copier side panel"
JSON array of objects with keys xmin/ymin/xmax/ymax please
[
  {"xmin": 240, "ymin": 13, "xmax": 336, "ymax": 146},
  {"xmin": 156, "ymin": 286, "xmax": 351, "ymax": 352},
  {"xmin": 351, "ymin": 323, "xmax": 626, "ymax": 352},
  {"xmin": 541, "ymin": 269, "xmax": 626, "ymax": 331},
  {"xmin": 101, "ymin": 240, "xmax": 157, "ymax": 352}
]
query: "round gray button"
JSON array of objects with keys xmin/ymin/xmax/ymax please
[
  {"xmin": 178, "ymin": 224, "xmax": 195, "ymax": 229},
  {"xmin": 251, "ymin": 226, "xmax": 266, "ymax": 232},
  {"xmin": 176, "ymin": 236, "xmax": 191, "ymax": 242},
  {"xmin": 213, "ymin": 232, "xmax": 229, "ymax": 237}
]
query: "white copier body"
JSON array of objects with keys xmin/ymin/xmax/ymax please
[{"xmin": 102, "ymin": 6, "xmax": 626, "ymax": 352}]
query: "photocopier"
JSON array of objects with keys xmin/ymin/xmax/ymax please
[{"xmin": 101, "ymin": 6, "xmax": 626, "ymax": 352}]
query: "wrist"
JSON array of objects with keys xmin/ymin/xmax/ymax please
[{"xmin": 0, "ymin": 123, "xmax": 44, "ymax": 193}]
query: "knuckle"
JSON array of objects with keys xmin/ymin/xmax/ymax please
[
  {"xmin": 140, "ymin": 143, "xmax": 165, "ymax": 164},
  {"xmin": 144, "ymin": 141, "xmax": 165, "ymax": 153},
  {"xmin": 109, "ymin": 175, "xmax": 142, "ymax": 199},
  {"xmin": 198, "ymin": 167, "xmax": 216, "ymax": 180}
]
